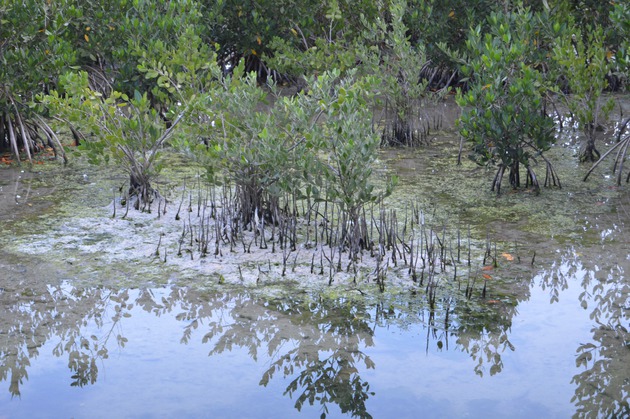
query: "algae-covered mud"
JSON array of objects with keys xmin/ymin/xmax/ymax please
[{"xmin": 1, "ymin": 98, "xmax": 629, "ymax": 417}]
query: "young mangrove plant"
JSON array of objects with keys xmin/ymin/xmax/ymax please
[
  {"xmin": 358, "ymin": 0, "xmax": 433, "ymax": 147},
  {"xmin": 188, "ymin": 60, "xmax": 318, "ymax": 228},
  {"xmin": 553, "ymin": 25, "xmax": 615, "ymax": 163},
  {"xmin": 308, "ymin": 70, "xmax": 398, "ymax": 260},
  {"xmin": 456, "ymin": 9, "xmax": 559, "ymax": 194},
  {"xmin": 40, "ymin": 71, "xmax": 183, "ymax": 210}
]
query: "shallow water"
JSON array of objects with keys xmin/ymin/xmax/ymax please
[{"xmin": 1, "ymin": 101, "xmax": 629, "ymax": 417}]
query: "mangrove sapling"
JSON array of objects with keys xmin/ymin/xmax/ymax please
[
  {"xmin": 357, "ymin": 0, "xmax": 433, "ymax": 147},
  {"xmin": 41, "ymin": 71, "xmax": 185, "ymax": 210},
  {"xmin": 189, "ymin": 62, "xmax": 320, "ymax": 230},
  {"xmin": 304, "ymin": 70, "xmax": 398, "ymax": 260},
  {"xmin": 553, "ymin": 26, "xmax": 615, "ymax": 163},
  {"xmin": 456, "ymin": 10, "xmax": 557, "ymax": 194}
]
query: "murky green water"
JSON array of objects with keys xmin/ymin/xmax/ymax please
[{"xmin": 1, "ymin": 101, "xmax": 629, "ymax": 417}]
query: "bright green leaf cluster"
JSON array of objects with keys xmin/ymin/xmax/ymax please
[{"xmin": 456, "ymin": 8, "xmax": 556, "ymax": 193}]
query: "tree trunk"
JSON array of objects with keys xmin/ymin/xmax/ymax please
[
  {"xmin": 509, "ymin": 160, "xmax": 520, "ymax": 189},
  {"xmin": 580, "ymin": 136, "xmax": 600, "ymax": 163}
]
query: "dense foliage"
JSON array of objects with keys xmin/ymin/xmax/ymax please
[
  {"xmin": 0, "ymin": 0, "xmax": 627, "ymax": 199},
  {"xmin": 456, "ymin": 8, "xmax": 559, "ymax": 194}
]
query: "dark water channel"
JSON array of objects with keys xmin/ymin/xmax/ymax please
[{"xmin": 1, "ymin": 103, "xmax": 629, "ymax": 418}]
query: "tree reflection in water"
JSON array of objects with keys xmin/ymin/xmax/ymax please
[
  {"xmin": 253, "ymin": 297, "xmax": 376, "ymax": 417},
  {"xmin": 2, "ymin": 247, "xmax": 627, "ymax": 417},
  {"xmin": 0, "ymin": 277, "xmax": 518, "ymax": 417},
  {"xmin": 535, "ymin": 201, "xmax": 630, "ymax": 418},
  {"xmin": 0, "ymin": 281, "xmax": 131, "ymax": 395}
]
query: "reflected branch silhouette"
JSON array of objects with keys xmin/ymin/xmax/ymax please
[
  {"xmin": 536, "ymin": 217, "xmax": 630, "ymax": 418},
  {"xmin": 0, "ymin": 282, "xmax": 133, "ymax": 396},
  {"xmin": 0, "ymin": 280, "xmax": 549, "ymax": 415}
]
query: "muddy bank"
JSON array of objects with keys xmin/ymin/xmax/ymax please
[
  {"xmin": 0, "ymin": 143, "xmax": 626, "ymax": 303},
  {"xmin": 0, "ymin": 168, "xmax": 56, "ymax": 222}
]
